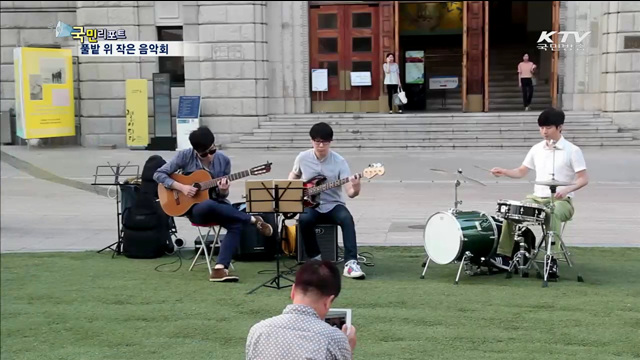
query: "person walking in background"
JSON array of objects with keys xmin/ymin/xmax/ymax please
[
  {"xmin": 518, "ymin": 53, "xmax": 537, "ymax": 111},
  {"xmin": 383, "ymin": 52, "xmax": 403, "ymax": 114}
]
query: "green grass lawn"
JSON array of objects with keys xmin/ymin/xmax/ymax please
[{"xmin": 2, "ymin": 247, "xmax": 639, "ymax": 360}]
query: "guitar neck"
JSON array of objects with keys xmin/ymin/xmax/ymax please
[
  {"xmin": 200, "ymin": 170, "xmax": 251, "ymax": 190},
  {"xmin": 308, "ymin": 173, "xmax": 361, "ymax": 196}
]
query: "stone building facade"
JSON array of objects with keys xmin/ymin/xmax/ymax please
[{"xmin": 0, "ymin": 1, "xmax": 638, "ymax": 147}]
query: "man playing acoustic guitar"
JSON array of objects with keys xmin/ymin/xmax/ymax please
[
  {"xmin": 288, "ymin": 122, "xmax": 366, "ymax": 280},
  {"xmin": 154, "ymin": 126, "xmax": 273, "ymax": 283}
]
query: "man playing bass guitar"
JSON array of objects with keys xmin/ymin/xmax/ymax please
[
  {"xmin": 154, "ymin": 126, "xmax": 273, "ymax": 283},
  {"xmin": 288, "ymin": 122, "xmax": 366, "ymax": 279}
]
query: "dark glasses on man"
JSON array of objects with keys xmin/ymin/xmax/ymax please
[{"xmin": 198, "ymin": 147, "xmax": 217, "ymax": 157}]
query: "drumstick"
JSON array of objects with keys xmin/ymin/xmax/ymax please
[{"xmin": 474, "ymin": 165, "xmax": 492, "ymax": 173}]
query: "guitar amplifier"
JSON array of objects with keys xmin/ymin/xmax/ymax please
[{"xmin": 297, "ymin": 224, "xmax": 339, "ymax": 263}]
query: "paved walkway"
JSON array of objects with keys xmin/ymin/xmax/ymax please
[{"xmin": 2, "ymin": 145, "xmax": 639, "ymax": 253}]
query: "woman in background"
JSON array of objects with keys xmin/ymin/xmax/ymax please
[
  {"xmin": 518, "ymin": 53, "xmax": 536, "ymax": 111},
  {"xmin": 383, "ymin": 53, "xmax": 403, "ymax": 114}
]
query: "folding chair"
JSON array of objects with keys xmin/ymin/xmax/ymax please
[{"xmin": 188, "ymin": 222, "xmax": 234, "ymax": 274}]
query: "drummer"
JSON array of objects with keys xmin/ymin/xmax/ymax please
[{"xmin": 490, "ymin": 108, "xmax": 589, "ymax": 278}]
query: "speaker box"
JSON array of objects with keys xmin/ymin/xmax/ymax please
[
  {"xmin": 297, "ymin": 224, "xmax": 339, "ymax": 263},
  {"xmin": 234, "ymin": 212, "xmax": 277, "ymax": 261}
]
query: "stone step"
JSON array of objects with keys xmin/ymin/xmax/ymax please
[
  {"xmin": 267, "ymin": 112, "xmax": 604, "ymax": 120},
  {"xmin": 225, "ymin": 139, "xmax": 640, "ymax": 150},
  {"xmin": 240, "ymin": 133, "xmax": 632, "ymax": 143},
  {"xmin": 261, "ymin": 119, "xmax": 614, "ymax": 127},
  {"xmin": 253, "ymin": 127, "xmax": 620, "ymax": 135}
]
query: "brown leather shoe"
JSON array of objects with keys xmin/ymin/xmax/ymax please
[
  {"xmin": 254, "ymin": 216, "xmax": 273, "ymax": 237},
  {"xmin": 209, "ymin": 268, "xmax": 239, "ymax": 282}
]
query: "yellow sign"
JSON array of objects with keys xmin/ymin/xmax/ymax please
[
  {"xmin": 125, "ymin": 79, "xmax": 149, "ymax": 147},
  {"xmin": 13, "ymin": 47, "xmax": 75, "ymax": 139}
]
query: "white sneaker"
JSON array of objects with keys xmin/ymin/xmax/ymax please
[{"xmin": 343, "ymin": 260, "xmax": 365, "ymax": 279}]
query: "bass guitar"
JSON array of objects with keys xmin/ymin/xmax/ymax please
[
  {"xmin": 158, "ymin": 162, "xmax": 272, "ymax": 217},
  {"xmin": 302, "ymin": 163, "xmax": 385, "ymax": 208}
]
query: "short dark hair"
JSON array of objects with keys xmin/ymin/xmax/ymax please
[
  {"xmin": 189, "ymin": 126, "xmax": 215, "ymax": 153},
  {"xmin": 537, "ymin": 108, "xmax": 565, "ymax": 128},
  {"xmin": 386, "ymin": 52, "xmax": 394, "ymax": 59},
  {"xmin": 294, "ymin": 260, "xmax": 341, "ymax": 299},
  {"xmin": 309, "ymin": 122, "xmax": 333, "ymax": 142}
]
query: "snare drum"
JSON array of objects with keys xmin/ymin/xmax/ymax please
[
  {"xmin": 496, "ymin": 200, "xmax": 547, "ymax": 224},
  {"xmin": 423, "ymin": 210, "xmax": 499, "ymax": 265}
]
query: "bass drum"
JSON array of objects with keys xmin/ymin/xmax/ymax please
[{"xmin": 424, "ymin": 210, "xmax": 499, "ymax": 265}]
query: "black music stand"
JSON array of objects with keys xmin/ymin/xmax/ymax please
[
  {"xmin": 246, "ymin": 180, "xmax": 305, "ymax": 295},
  {"xmin": 92, "ymin": 162, "xmax": 140, "ymax": 258}
]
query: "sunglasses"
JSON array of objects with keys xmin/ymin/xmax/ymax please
[{"xmin": 198, "ymin": 147, "xmax": 217, "ymax": 157}]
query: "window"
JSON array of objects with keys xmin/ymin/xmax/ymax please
[
  {"xmin": 352, "ymin": 13, "xmax": 372, "ymax": 28},
  {"xmin": 319, "ymin": 37, "xmax": 338, "ymax": 54},
  {"xmin": 157, "ymin": 26, "xmax": 184, "ymax": 87},
  {"xmin": 352, "ymin": 61, "xmax": 371, "ymax": 73},
  {"xmin": 320, "ymin": 61, "xmax": 338, "ymax": 77},
  {"xmin": 318, "ymin": 13, "xmax": 338, "ymax": 29},
  {"xmin": 352, "ymin": 37, "xmax": 372, "ymax": 52}
]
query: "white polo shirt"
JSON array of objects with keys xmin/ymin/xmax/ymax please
[{"xmin": 522, "ymin": 136, "xmax": 587, "ymax": 198}]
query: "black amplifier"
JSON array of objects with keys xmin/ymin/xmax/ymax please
[{"xmin": 296, "ymin": 224, "xmax": 339, "ymax": 263}]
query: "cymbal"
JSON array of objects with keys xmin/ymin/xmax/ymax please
[
  {"xmin": 534, "ymin": 179, "xmax": 575, "ymax": 187},
  {"xmin": 430, "ymin": 168, "xmax": 487, "ymax": 186}
]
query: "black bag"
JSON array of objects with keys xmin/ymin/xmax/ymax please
[{"xmin": 121, "ymin": 155, "xmax": 175, "ymax": 259}]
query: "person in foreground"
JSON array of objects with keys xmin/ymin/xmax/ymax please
[
  {"xmin": 490, "ymin": 108, "xmax": 589, "ymax": 278},
  {"xmin": 289, "ymin": 122, "xmax": 366, "ymax": 279},
  {"xmin": 246, "ymin": 260, "xmax": 357, "ymax": 360},
  {"xmin": 153, "ymin": 126, "xmax": 273, "ymax": 282}
]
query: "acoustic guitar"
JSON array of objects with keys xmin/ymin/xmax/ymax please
[
  {"xmin": 302, "ymin": 163, "xmax": 385, "ymax": 208},
  {"xmin": 158, "ymin": 162, "xmax": 272, "ymax": 217}
]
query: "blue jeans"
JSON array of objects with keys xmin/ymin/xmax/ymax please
[
  {"xmin": 298, "ymin": 205, "xmax": 358, "ymax": 263},
  {"xmin": 189, "ymin": 199, "xmax": 252, "ymax": 268}
]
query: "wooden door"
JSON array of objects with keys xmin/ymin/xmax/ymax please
[
  {"xmin": 344, "ymin": 5, "xmax": 380, "ymax": 101},
  {"xmin": 310, "ymin": 6, "xmax": 345, "ymax": 104},
  {"xmin": 310, "ymin": 5, "xmax": 381, "ymax": 104}
]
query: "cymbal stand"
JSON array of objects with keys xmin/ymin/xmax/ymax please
[{"xmin": 451, "ymin": 169, "xmax": 464, "ymax": 213}]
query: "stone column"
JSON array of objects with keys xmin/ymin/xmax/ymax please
[
  {"xmin": 601, "ymin": 1, "xmax": 640, "ymax": 132},
  {"xmin": 197, "ymin": 1, "xmax": 268, "ymax": 145},
  {"xmin": 559, "ymin": 1, "xmax": 603, "ymax": 112},
  {"xmin": 0, "ymin": 1, "xmax": 76, "ymax": 118},
  {"xmin": 266, "ymin": 1, "xmax": 310, "ymax": 115},
  {"xmin": 76, "ymin": 1, "xmax": 141, "ymax": 147}
]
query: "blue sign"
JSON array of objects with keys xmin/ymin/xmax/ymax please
[{"xmin": 177, "ymin": 96, "xmax": 201, "ymax": 119}]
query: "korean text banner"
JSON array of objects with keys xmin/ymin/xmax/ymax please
[
  {"xmin": 125, "ymin": 79, "xmax": 149, "ymax": 147},
  {"xmin": 13, "ymin": 47, "xmax": 75, "ymax": 139}
]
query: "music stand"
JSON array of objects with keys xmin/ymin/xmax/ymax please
[
  {"xmin": 246, "ymin": 180, "xmax": 305, "ymax": 295},
  {"xmin": 91, "ymin": 162, "xmax": 140, "ymax": 258}
]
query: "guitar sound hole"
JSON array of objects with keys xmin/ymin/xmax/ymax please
[{"xmin": 193, "ymin": 183, "xmax": 201, "ymax": 190}]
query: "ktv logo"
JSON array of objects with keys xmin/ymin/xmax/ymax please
[{"xmin": 537, "ymin": 31, "xmax": 590, "ymax": 52}]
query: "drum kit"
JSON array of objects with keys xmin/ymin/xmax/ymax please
[{"xmin": 420, "ymin": 160, "xmax": 584, "ymax": 287}]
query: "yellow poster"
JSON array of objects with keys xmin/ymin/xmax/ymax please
[
  {"xmin": 125, "ymin": 79, "xmax": 149, "ymax": 147},
  {"xmin": 13, "ymin": 47, "xmax": 75, "ymax": 139}
]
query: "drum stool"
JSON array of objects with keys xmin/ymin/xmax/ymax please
[
  {"xmin": 189, "ymin": 222, "xmax": 234, "ymax": 274},
  {"xmin": 527, "ymin": 220, "xmax": 584, "ymax": 285}
]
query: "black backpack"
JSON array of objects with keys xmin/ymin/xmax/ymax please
[{"xmin": 122, "ymin": 156, "xmax": 174, "ymax": 259}]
